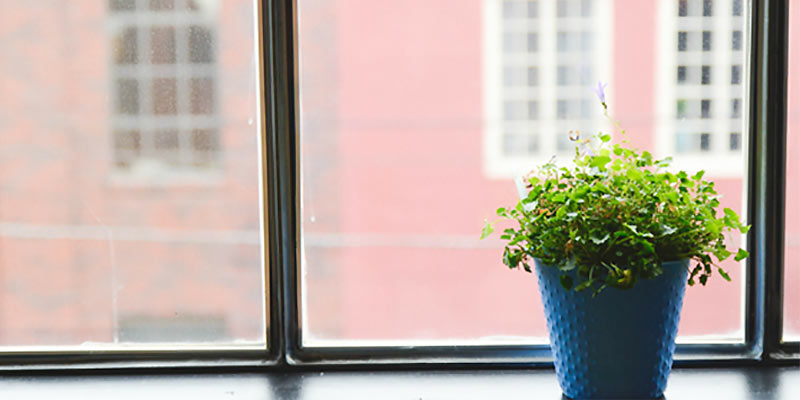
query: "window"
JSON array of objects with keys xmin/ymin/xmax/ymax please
[
  {"xmin": 677, "ymin": 30, "xmax": 712, "ymax": 52},
  {"xmin": 0, "ymin": 0, "xmax": 797, "ymax": 371},
  {"xmin": 677, "ymin": 99, "xmax": 688, "ymax": 118},
  {"xmin": 485, "ymin": 0, "xmax": 611, "ymax": 178},
  {"xmin": 733, "ymin": 30, "xmax": 743, "ymax": 50},
  {"xmin": 528, "ymin": 67, "xmax": 539, "ymax": 86},
  {"xmin": 701, "ymin": 99, "xmax": 712, "ymax": 118},
  {"xmin": 703, "ymin": 0, "xmax": 713, "ymax": 16},
  {"xmin": 658, "ymin": 0, "xmax": 745, "ymax": 175},
  {"xmin": 677, "ymin": 65, "xmax": 715, "ymax": 85},
  {"xmin": 732, "ymin": 64, "xmax": 742, "ymax": 84},
  {"xmin": 675, "ymin": 132, "xmax": 711, "ymax": 153},
  {"xmin": 729, "ymin": 132, "xmax": 741, "ymax": 151},
  {"xmin": 0, "ymin": 0, "xmax": 264, "ymax": 349},
  {"xmin": 110, "ymin": 0, "xmax": 221, "ymax": 175},
  {"xmin": 703, "ymin": 30, "xmax": 712, "ymax": 51},
  {"xmin": 503, "ymin": 133, "xmax": 540, "ymax": 156},
  {"xmin": 732, "ymin": 98, "xmax": 742, "ymax": 118}
]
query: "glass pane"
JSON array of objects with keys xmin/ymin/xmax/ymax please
[
  {"xmin": 784, "ymin": 2, "xmax": 800, "ymax": 342},
  {"xmin": 298, "ymin": 0, "xmax": 748, "ymax": 345},
  {"xmin": 0, "ymin": 0, "xmax": 264, "ymax": 347}
]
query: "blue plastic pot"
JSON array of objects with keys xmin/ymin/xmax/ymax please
[{"xmin": 534, "ymin": 259, "xmax": 689, "ymax": 399}]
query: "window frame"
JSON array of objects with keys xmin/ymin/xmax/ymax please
[
  {"xmin": 0, "ymin": 0, "xmax": 275, "ymax": 371},
  {"xmin": 270, "ymin": 0, "xmax": 798, "ymax": 367},
  {"xmin": 483, "ymin": 0, "xmax": 613, "ymax": 178},
  {"xmin": 0, "ymin": 0, "xmax": 795, "ymax": 371}
]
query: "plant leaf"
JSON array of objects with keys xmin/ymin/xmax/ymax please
[
  {"xmin": 574, "ymin": 279, "xmax": 595, "ymax": 292},
  {"xmin": 589, "ymin": 155, "xmax": 612, "ymax": 169},
  {"xmin": 480, "ymin": 220, "xmax": 494, "ymax": 240},
  {"xmin": 590, "ymin": 233, "xmax": 610, "ymax": 245},
  {"xmin": 560, "ymin": 274, "xmax": 573, "ymax": 290},
  {"xmin": 734, "ymin": 248, "xmax": 749, "ymax": 262},
  {"xmin": 718, "ymin": 267, "xmax": 732, "ymax": 281}
]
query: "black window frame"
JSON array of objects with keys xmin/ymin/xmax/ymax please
[
  {"xmin": 0, "ymin": 0, "xmax": 795, "ymax": 371},
  {"xmin": 265, "ymin": 0, "xmax": 799, "ymax": 368}
]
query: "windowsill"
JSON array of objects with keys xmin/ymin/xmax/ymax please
[{"xmin": 1, "ymin": 366, "xmax": 797, "ymax": 399}]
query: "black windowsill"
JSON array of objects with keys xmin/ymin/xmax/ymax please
[{"xmin": 1, "ymin": 366, "xmax": 797, "ymax": 399}]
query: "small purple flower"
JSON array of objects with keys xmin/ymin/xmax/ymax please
[{"xmin": 593, "ymin": 81, "xmax": 608, "ymax": 103}]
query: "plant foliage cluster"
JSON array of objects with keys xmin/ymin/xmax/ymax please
[{"xmin": 482, "ymin": 107, "xmax": 749, "ymax": 294}]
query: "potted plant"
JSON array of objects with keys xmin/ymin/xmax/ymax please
[{"xmin": 481, "ymin": 84, "xmax": 749, "ymax": 399}]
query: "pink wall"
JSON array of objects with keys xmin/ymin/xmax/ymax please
[
  {"xmin": 613, "ymin": 0, "xmax": 656, "ymax": 150},
  {"xmin": 332, "ymin": 0, "xmax": 543, "ymax": 339}
]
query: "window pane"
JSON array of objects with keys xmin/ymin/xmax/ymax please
[
  {"xmin": 152, "ymin": 78, "xmax": 178, "ymax": 114},
  {"xmin": 703, "ymin": 0, "xmax": 713, "ymax": 17},
  {"xmin": 116, "ymin": 78, "xmax": 140, "ymax": 114},
  {"xmin": 190, "ymin": 77, "xmax": 215, "ymax": 114},
  {"xmin": 701, "ymin": 99, "xmax": 712, "ymax": 118},
  {"xmin": 784, "ymin": 2, "xmax": 800, "ymax": 342},
  {"xmin": 527, "ymin": 0, "xmax": 539, "ymax": 18},
  {"xmin": 527, "ymin": 32, "xmax": 538, "ymax": 52},
  {"xmin": 731, "ymin": 98, "xmax": 741, "ymax": 118},
  {"xmin": 732, "ymin": 64, "xmax": 741, "ymax": 85},
  {"xmin": 701, "ymin": 65, "xmax": 711, "ymax": 84},
  {"xmin": 733, "ymin": 30, "xmax": 742, "ymax": 50},
  {"xmin": 527, "ymin": 66, "xmax": 539, "ymax": 86},
  {"xmin": 703, "ymin": 30, "xmax": 712, "ymax": 51},
  {"xmin": 729, "ymin": 132, "xmax": 741, "ymax": 151},
  {"xmin": 110, "ymin": 0, "xmax": 136, "ymax": 11},
  {"xmin": 298, "ymin": 0, "xmax": 748, "ymax": 345},
  {"xmin": 150, "ymin": 26, "xmax": 176, "ymax": 64},
  {"xmin": 149, "ymin": 0, "xmax": 174, "ymax": 11},
  {"xmin": 0, "ymin": 0, "xmax": 264, "ymax": 347},
  {"xmin": 189, "ymin": 25, "xmax": 215, "ymax": 63},
  {"xmin": 114, "ymin": 130, "xmax": 142, "ymax": 168},
  {"xmin": 113, "ymin": 27, "xmax": 138, "ymax": 64},
  {"xmin": 153, "ymin": 129, "xmax": 180, "ymax": 165}
]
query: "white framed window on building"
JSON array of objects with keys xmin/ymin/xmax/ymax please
[
  {"xmin": 483, "ymin": 0, "xmax": 613, "ymax": 178},
  {"xmin": 655, "ymin": 0, "xmax": 746, "ymax": 177},
  {"xmin": 109, "ymin": 0, "xmax": 220, "ymax": 178}
]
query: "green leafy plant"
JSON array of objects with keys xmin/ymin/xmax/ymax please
[{"xmin": 481, "ymin": 84, "xmax": 749, "ymax": 294}]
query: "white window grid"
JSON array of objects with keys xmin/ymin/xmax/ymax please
[
  {"xmin": 484, "ymin": 0, "xmax": 612, "ymax": 179},
  {"xmin": 656, "ymin": 0, "xmax": 746, "ymax": 177},
  {"xmin": 109, "ymin": 0, "xmax": 220, "ymax": 175}
]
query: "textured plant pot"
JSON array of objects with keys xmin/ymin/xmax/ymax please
[{"xmin": 534, "ymin": 259, "xmax": 689, "ymax": 399}]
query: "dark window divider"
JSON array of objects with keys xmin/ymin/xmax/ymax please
[{"xmin": 756, "ymin": 0, "xmax": 800, "ymax": 361}]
